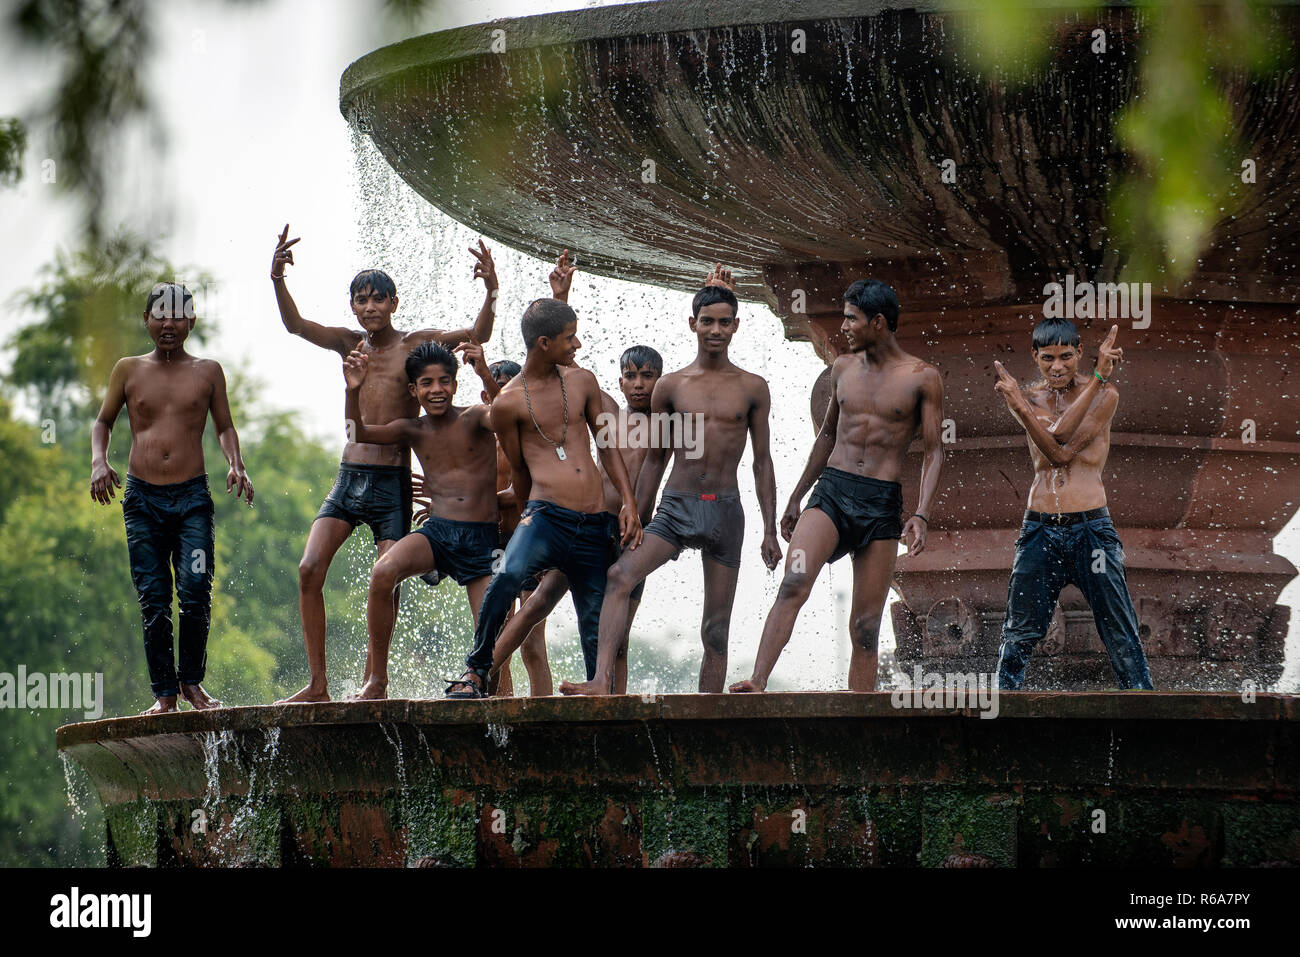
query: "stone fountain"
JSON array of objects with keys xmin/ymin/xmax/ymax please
[{"xmin": 58, "ymin": 1, "xmax": 1300, "ymax": 867}]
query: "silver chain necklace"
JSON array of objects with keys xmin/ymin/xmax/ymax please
[{"xmin": 521, "ymin": 365, "xmax": 569, "ymax": 460}]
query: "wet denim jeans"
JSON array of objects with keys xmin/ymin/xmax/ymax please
[
  {"xmin": 996, "ymin": 508, "xmax": 1154, "ymax": 690},
  {"xmin": 122, "ymin": 474, "xmax": 215, "ymax": 697},
  {"xmin": 465, "ymin": 500, "xmax": 617, "ymax": 680}
]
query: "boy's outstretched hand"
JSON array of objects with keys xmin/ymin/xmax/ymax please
[
  {"xmin": 90, "ymin": 461, "xmax": 122, "ymax": 505},
  {"xmin": 271, "ymin": 224, "xmax": 299, "ymax": 279},
  {"xmin": 343, "ymin": 349, "xmax": 369, "ymax": 389},
  {"xmin": 470, "ymin": 239, "xmax": 498, "ymax": 292},
  {"xmin": 227, "ymin": 467, "xmax": 255, "ymax": 506},
  {"xmin": 549, "ymin": 249, "xmax": 576, "ymax": 300}
]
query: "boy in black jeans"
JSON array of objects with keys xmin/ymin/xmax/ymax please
[{"xmin": 90, "ymin": 283, "xmax": 255, "ymax": 714}]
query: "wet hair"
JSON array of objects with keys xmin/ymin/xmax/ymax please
[
  {"xmin": 144, "ymin": 282, "xmax": 194, "ymax": 318},
  {"xmin": 521, "ymin": 298, "xmax": 576, "ymax": 349},
  {"xmin": 691, "ymin": 285, "xmax": 738, "ymax": 318},
  {"xmin": 620, "ymin": 345, "xmax": 663, "ymax": 376},
  {"xmin": 1032, "ymin": 317, "xmax": 1081, "ymax": 351},
  {"xmin": 843, "ymin": 279, "xmax": 900, "ymax": 332},
  {"xmin": 488, "ymin": 359, "xmax": 521, "ymax": 381},
  {"xmin": 349, "ymin": 269, "xmax": 397, "ymax": 301},
  {"xmin": 405, "ymin": 341, "xmax": 458, "ymax": 382}
]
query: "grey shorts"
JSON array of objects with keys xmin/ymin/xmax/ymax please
[{"xmin": 643, "ymin": 491, "xmax": 744, "ymax": 569}]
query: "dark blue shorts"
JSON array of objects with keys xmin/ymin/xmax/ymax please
[
  {"xmin": 414, "ymin": 515, "xmax": 498, "ymax": 586},
  {"xmin": 315, "ymin": 463, "xmax": 410, "ymax": 544}
]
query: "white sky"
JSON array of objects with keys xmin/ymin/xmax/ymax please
[{"xmin": 0, "ymin": 0, "xmax": 1294, "ymax": 691}]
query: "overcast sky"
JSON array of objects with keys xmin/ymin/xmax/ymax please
[{"xmin": 0, "ymin": 0, "xmax": 1294, "ymax": 691}]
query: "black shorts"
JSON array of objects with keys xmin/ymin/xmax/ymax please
[
  {"xmin": 643, "ymin": 491, "xmax": 744, "ymax": 569},
  {"xmin": 414, "ymin": 515, "xmax": 498, "ymax": 587},
  {"xmin": 316, "ymin": 463, "xmax": 410, "ymax": 544},
  {"xmin": 805, "ymin": 467, "xmax": 903, "ymax": 563}
]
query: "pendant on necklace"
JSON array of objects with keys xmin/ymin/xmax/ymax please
[{"xmin": 556, "ymin": 447, "xmax": 567, "ymax": 461}]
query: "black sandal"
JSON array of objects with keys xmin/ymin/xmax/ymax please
[{"xmin": 444, "ymin": 668, "xmax": 488, "ymax": 699}]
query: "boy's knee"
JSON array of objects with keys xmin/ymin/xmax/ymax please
[
  {"xmin": 369, "ymin": 561, "xmax": 400, "ymax": 596},
  {"xmin": 606, "ymin": 561, "xmax": 639, "ymax": 596},
  {"xmin": 849, "ymin": 612, "xmax": 882, "ymax": 651},
  {"xmin": 700, "ymin": 616, "xmax": 731, "ymax": 655},
  {"xmin": 777, "ymin": 571, "xmax": 814, "ymax": 604},
  {"xmin": 298, "ymin": 554, "xmax": 327, "ymax": 591}
]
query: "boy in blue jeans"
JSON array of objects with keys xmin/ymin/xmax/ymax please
[{"xmin": 991, "ymin": 319, "xmax": 1153, "ymax": 689}]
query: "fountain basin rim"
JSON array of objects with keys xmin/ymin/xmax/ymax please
[
  {"xmin": 55, "ymin": 691, "xmax": 1298, "ymax": 750},
  {"xmin": 342, "ymin": 0, "xmax": 950, "ymax": 111}
]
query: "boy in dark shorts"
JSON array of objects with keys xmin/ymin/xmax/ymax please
[
  {"xmin": 489, "ymin": 343, "xmax": 664, "ymax": 694},
  {"xmin": 562, "ymin": 265, "xmax": 781, "ymax": 696},
  {"xmin": 445, "ymin": 298, "xmax": 642, "ymax": 697},
  {"xmin": 991, "ymin": 321, "xmax": 1153, "ymax": 689},
  {"xmin": 269, "ymin": 224, "xmax": 498, "ymax": 703},
  {"xmin": 343, "ymin": 341, "xmax": 500, "ymax": 700},
  {"xmin": 90, "ymin": 283, "xmax": 255, "ymax": 714},
  {"xmin": 731, "ymin": 279, "xmax": 945, "ymax": 693}
]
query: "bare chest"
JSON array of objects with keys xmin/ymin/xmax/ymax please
[{"xmin": 126, "ymin": 366, "xmax": 211, "ymax": 428}]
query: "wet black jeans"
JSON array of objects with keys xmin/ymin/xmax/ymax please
[
  {"xmin": 996, "ymin": 508, "xmax": 1154, "ymax": 690},
  {"xmin": 122, "ymin": 474, "xmax": 215, "ymax": 697}
]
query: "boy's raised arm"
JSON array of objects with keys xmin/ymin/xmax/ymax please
[
  {"xmin": 90, "ymin": 358, "xmax": 129, "ymax": 504},
  {"xmin": 208, "ymin": 361, "xmax": 254, "ymax": 505},
  {"xmin": 426, "ymin": 240, "xmax": 499, "ymax": 346},
  {"xmin": 271, "ymin": 224, "xmax": 361, "ymax": 356},
  {"xmin": 342, "ymin": 350, "xmax": 415, "ymax": 446}
]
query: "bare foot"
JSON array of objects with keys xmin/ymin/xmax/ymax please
[
  {"xmin": 728, "ymin": 678, "xmax": 765, "ymax": 693},
  {"xmin": 181, "ymin": 684, "xmax": 222, "ymax": 710},
  {"xmin": 140, "ymin": 696, "xmax": 178, "ymax": 715},
  {"xmin": 346, "ymin": 678, "xmax": 388, "ymax": 701},
  {"xmin": 276, "ymin": 683, "xmax": 330, "ymax": 704},
  {"xmin": 558, "ymin": 679, "xmax": 609, "ymax": 696}
]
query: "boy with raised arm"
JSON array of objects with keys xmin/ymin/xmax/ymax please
[
  {"xmin": 90, "ymin": 283, "xmax": 255, "ymax": 715},
  {"xmin": 990, "ymin": 320, "xmax": 1153, "ymax": 689},
  {"xmin": 731, "ymin": 279, "xmax": 944, "ymax": 693},
  {"xmin": 561, "ymin": 265, "xmax": 782, "ymax": 696},
  {"xmin": 269, "ymin": 224, "xmax": 498, "ymax": 703},
  {"xmin": 444, "ymin": 298, "xmax": 642, "ymax": 697},
  {"xmin": 343, "ymin": 341, "xmax": 500, "ymax": 700}
]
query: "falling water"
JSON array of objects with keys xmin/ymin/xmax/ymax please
[{"xmin": 348, "ymin": 127, "xmax": 886, "ymax": 694}]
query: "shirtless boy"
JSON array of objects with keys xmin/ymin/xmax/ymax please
[
  {"xmin": 489, "ymin": 344, "xmax": 664, "ymax": 694},
  {"xmin": 731, "ymin": 279, "xmax": 944, "ymax": 693},
  {"xmin": 270, "ymin": 224, "xmax": 498, "ymax": 703},
  {"xmin": 562, "ymin": 265, "xmax": 782, "ymax": 696},
  {"xmin": 991, "ymin": 319, "xmax": 1153, "ymax": 689},
  {"xmin": 343, "ymin": 341, "xmax": 500, "ymax": 700},
  {"xmin": 445, "ymin": 298, "xmax": 642, "ymax": 697},
  {"xmin": 90, "ymin": 283, "xmax": 255, "ymax": 714},
  {"xmin": 479, "ymin": 357, "xmax": 554, "ymax": 697}
]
